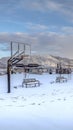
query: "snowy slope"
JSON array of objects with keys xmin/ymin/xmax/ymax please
[
  {"xmin": 0, "ymin": 55, "xmax": 73, "ymax": 69},
  {"xmin": 0, "ymin": 73, "xmax": 73, "ymax": 130}
]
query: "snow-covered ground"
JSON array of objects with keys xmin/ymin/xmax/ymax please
[{"xmin": 0, "ymin": 73, "xmax": 73, "ymax": 130}]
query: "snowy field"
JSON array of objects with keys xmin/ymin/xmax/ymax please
[{"xmin": 0, "ymin": 73, "xmax": 73, "ymax": 130}]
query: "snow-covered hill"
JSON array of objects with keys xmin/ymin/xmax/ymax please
[
  {"xmin": 0, "ymin": 57, "xmax": 9, "ymax": 68},
  {"xmin": 0, "ymin": 55, "xmax": 73, "ymax": 69}
]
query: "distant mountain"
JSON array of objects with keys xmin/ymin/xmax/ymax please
[
  {"xmin": 23, "ymin": 55, "xmax": 73, "ymax": 68},
  {"xmin": 0, "ymin": 57, "xmax": 9, "ymax": 68},
  {"xmin": 0, "ymin": 55, "xmax": 73, "ymax": 69},
  {"xmin": 0, "ymin": 61, "xmax": 6, "ymax": 68},
  {"xmin": 52, "ymin": 55, "xmax": 73, "ymax": 67},
  {"xmin": 26, "ymin": 55, "xmax": 59, "ymax": 67}
]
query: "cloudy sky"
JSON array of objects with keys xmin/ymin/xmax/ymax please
[{"xmin": 0, "ymin": 0, "xmax": 73, "ymax": 58}]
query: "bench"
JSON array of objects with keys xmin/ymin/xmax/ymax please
[
  {"xmin": 56, "ymin": 76, "xmax": 67, "ymax": 83},
  {"xmin": 22, "ymin": 78, "xmax": 40, "ymax": 87}
]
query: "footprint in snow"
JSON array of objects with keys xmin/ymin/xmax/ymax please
[
  {"xmin": 0, "ymin": 98, "xmax": 5, "ymax": 100},
  {"xmin": 63, "ymin": 98, "xmax": 66, "ymax": 101},
  {"xmin": 31, "ymin": 103, "xmax": 36, "ymax": 105},
  {"xmin": 50, "ymin": 100, "xmax": 54, "ymax": 102},
  {"xmin": 23, "ymin": 98, "xmax": 27, "ymax": 101},
  {"xmin": 42, "ymin": 101, "xmax": 45, "ymax": 103},
  {"xmin": 6, "ymin": 105, "xmax": 13, "ymax": 107},
  {"xmin": 42, "ymin": 94, "xmax": 46, "ymax": 96},
  {"xmin": 56, "ymin": 89, "xmax": 61, "ymax": 92},
  {"xmin": 11, "ymin": 97, "xmax": 18, "ymax": 99},
  {"xmin": 21, "ymin": 97, "xmax": 27, "ymax": 101},
  {"xmin": 14, "ymin": 86, "xmax": 17, "ymax": 89},
  {"xmin": 38, "ymin": 103, "xmax": 41, "ymax": 105},
  {"xmin": 60, "ymin": 92, "xmax": 64, "ymax": 94},
  {"xmin": 70, "ymin": 95, "xmax": 73, "ymax": 97},
  {"xmin": 18, "ymin": 105, "xmax": 25, "ymax": 107},
  {"xmin": 57, "ymin": 98, "xmax": 61, "ymax": 101},
  {"xmin": 52, "ymin": 92, "xmax": 57, "ymax": 96},
  {"xmin": 12, "ymin": 100, "xmax": 17, "ymax": 102}
]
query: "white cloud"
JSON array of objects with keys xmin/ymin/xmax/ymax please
[
  {"xmin": 0, "ymin": 31, "xmax": 73, "ymax": 58},
  {"xmin": 18, "ymin": 0, "xmax": 73, "ymax": 22},
  {"xmin": 0, "ymin": 0, "xmax": 73, "ymax": 23},
  {"xmin": 26, "ymin": 23, "xmax": 48, "ymax": 30},
  {"xmin": 0, "ymin": 0, "xmax": 73, "ymax": 13},
  {"xmin": 61, "ymin": 26, "xmax": 73, "ymax": 34}
]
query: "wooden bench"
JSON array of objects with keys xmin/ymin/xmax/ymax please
[
  {"xmin": 22, "ymin": 78, "xmax": 40, "ymax": 87},
  {"xmin": 56, "ymin": 76, "xmax": 67, "ymax": 83}
]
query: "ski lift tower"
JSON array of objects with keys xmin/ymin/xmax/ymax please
[{"xmin": 7, "ymin": 41, "xmax": 31, "ymax": 93}]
